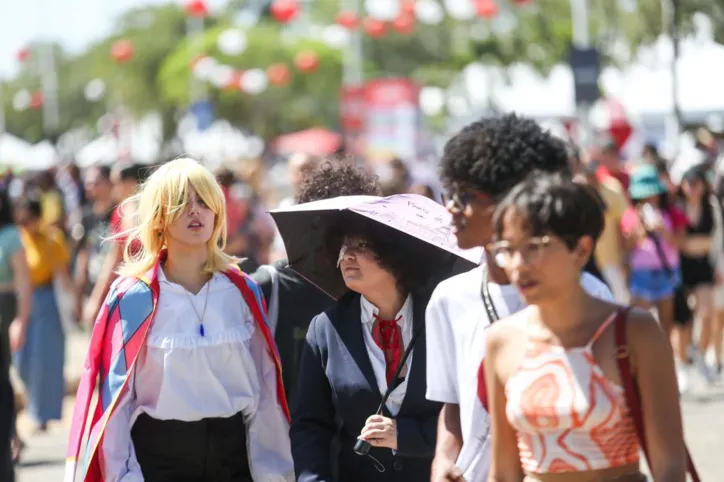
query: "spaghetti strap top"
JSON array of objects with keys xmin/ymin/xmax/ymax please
[{"xmin": 504, "ymin": 311, "xmax": 640, "ymax": 474}]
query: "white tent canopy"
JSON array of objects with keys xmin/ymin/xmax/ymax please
[
  {"xmin": 178, "ymin": 118, "xmax": 265, "ymax": 168},
  {"xmin": 602, "ymin": 36, "xmax": 724, "ymax": 115},
  {"xmin": 464, "ymin": 36, "xmax": 724, "ymax": 119},
  {"xmin": 0, "ymin": 134, "xmax": 58, "ymax": 171},
  {"xmin": 28, "ymin": 140, "xmax": 58, "ymax": 170},
  {"xmin": 0, "ymin": 133, "xmax": 33, "ymax": 167},
  {"xmin": 76, "ymin": 114, "xmax": 163, "ymax": 167}
]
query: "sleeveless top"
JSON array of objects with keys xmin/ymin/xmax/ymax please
[{"xmin": 504, "ymin": 312, "xmax": 640, "ymax": 474}]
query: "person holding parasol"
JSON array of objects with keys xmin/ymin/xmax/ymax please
[{"xmin": 275, "ymin": 194, "xmax": 481, "ymax": 482}]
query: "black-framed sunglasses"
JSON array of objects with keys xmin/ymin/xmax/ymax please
[{"xmin": 442, "ymin": 190, "xmax": 485, "ymax": 210}]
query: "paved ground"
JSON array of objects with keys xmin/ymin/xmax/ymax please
[{"xmin": 13, "ymin": 333, "xmax": 724, "ymax": 481}]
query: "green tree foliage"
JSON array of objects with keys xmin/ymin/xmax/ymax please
[
  {"xmin": 1, "ymin": 0, "xmax": 720, "ymax": 144},
  {"xmin": 157, "ymin": 24, "xmax": 343, "ymax": 139}
]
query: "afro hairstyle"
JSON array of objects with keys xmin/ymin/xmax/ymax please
[
  {"xmin": 439, "ymin": 113, "xmax": 571, "ymax": 199},
  {"xmin": 296, "ymin": 159, "xmax": 382, "ymax": 204}
]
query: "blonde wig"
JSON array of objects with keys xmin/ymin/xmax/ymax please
[{"xmin": 115, "ymin": 157, "xmax": 238, "ymax": 278}]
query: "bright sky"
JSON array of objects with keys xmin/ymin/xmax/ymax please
[{"xmin": 0, "ymin": 0, "xmax": 227, "ymax": 78}]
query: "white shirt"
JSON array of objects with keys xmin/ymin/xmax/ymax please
[
  {"xmin": 102, "ymin": 269, "xmax": 293, "ymax": 482},
  {"xmin": 360, "ymin": 294, "xmax": 414, "ymax": 416},
  {"xmin": 425, "ymin": 265, "xmax": 613, "ymax": 482}
]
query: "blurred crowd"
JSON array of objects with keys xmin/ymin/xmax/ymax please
[
  {"xmin": 1, "ymin": 123, "xmax": 723, "ymax": 479},
  {"xmin": 570, "ymin": 132, "xmax": 724, "ymax": 393}
]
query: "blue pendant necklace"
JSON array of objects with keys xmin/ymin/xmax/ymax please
[{"xmin": 187, "ymin": 280, "xmax": 211, "ymax": 337}]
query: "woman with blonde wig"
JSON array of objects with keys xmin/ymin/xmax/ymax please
[{"xmin": 65, "ymin": 158, "xmax": 293, "ymax": 482}]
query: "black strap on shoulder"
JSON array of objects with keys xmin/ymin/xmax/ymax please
[{"xmin": 481, "ymin": 264, "xmax": 500, "ymax": 323}]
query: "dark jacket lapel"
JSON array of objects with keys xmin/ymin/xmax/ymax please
[
  {"xmin": 331, "ymin": 293, "xmax": 381, "ymax": 398},
  {"xmin": 398, "ymin": 295, "xmax": 428, "ymax": 413}
]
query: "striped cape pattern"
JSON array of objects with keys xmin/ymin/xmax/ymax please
[{"xmin": 64, "ymin": 255, "xmax": 288, "ymax": 482}]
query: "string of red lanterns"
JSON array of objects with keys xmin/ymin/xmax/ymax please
[
  {"xmin": 363, "ymin": 18, "xmax": 387, "ymax": 38},
  {"xmin": 184, "ymin": 0, "xmax": 209, "ymax": 19},
  {"xmin": 270, "ymin": 0, "xmax": 300, "ymax": 24},
  {"xmin": 324, "ymin": 0, "xmax": 516, "ymax": 38},
  {"xmin": 294, "ymin": 50, "xmax": 320, "ymax": 73},
  {"xmin": 29, "ymin": 91, "xmax": 44, "ymax": 110},
  {"xmin": 267, "ymin": 64, "xmax": 291, "ymax": 86},
  {"xmin": 111, "ymin": 39, "xmax": 135, "ymax": 63},
  {"xmin": 336, "ymin": 11, "xmax": 359, "ymax": 30},
  {"xmin": 189, "ymin": 49, "xmax": 321, "ymax": 95},
  {"xmin": 16, "ymin": 48, "xmax": 31, "ymax": 63},
  {"xmin": 474, "ymin": 0, "xmax": 499, "ymax": 19},
  {"xmin": 392, "ymin": 10, "xmax": 416, "ymax": 35}
]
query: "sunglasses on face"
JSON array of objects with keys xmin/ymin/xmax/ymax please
[
  {"xmin": 488, "ymin": 236, "xmax": 553, "ymax": 268},
  {"xmin": 337, "ymin": 240, "xmax": 375, "ymax": 267},
  {"xmin": 442, "ymin": 190, "xmax": 487, "ymax": 210}
]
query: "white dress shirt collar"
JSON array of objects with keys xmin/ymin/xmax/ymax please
[
  {"xmin": 358, "ymin": 293, "xmax": 414, "ymax": 416},
  {"xmin": 359, "ymin": 293, "xmax": 413, "ymax": 327},
  {"xmin": 158, "ymin": 267, "xmax": 225, "ymax": 294}
]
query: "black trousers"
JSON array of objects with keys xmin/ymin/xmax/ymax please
[
  {"xmin": 0, "ymin": 293, "xmax": 15, "ymax": 482},
  {"xmin": 131, "ymin": 412, "xmax": 252, "ymax": 482}
]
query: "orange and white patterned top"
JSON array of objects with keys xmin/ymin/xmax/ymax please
[{"xmin": 504, "ymin": 313, "xmax": 640, "ymax": 474}]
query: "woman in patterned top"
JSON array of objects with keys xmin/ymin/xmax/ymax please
[{"xmin": 483, "ymin": 173, "xmax": 687, "ymax": 482}]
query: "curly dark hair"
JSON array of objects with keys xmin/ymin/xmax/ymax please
[
  {"xmin": 493, "ymin": 172, "xmax": 605, "ymax": 249},
  {"xmin": 440, "ymin": 113, "xmax": 571, "ymax": 199},
  {"xmin": 296, "ymin": 159, "xmax": 382, "ymax": 203},
  {"xmin": 326, "ymin": 212, "xmax": 430, "ymax": 296}
]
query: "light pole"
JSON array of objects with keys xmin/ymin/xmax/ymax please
[
  {"xmin": 569, "ymin": 0, "xmax": 592, "ymax": 148},
  {"xmin": 0, "ymin": 82, "xmax": 5, "ymax": 135},
  {"xmin": 35, "ymin": 0, "xmax": 60, "ymax": 138},
  {"xmin": 341, "ymin": 0, "xmax": 363, "ymax": 87},
  {"xmin": 39, "ymin": 43, "xmax": 60, "ymax": 136},
  {"xmin": 662, "ymin": 0, "xmax": 682, "ymax": 154},
  {"xmin": 187, "ymin": 15, "xmax": 206, "ymax": 104}
]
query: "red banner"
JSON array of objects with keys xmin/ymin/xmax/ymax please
[
  {"xmin": 363, "ymin": 78, "xmax": 420, "ymax": 163},
  {"xmin": 340, "ymin": 85, "xmax": 366, "ymax": 131}
]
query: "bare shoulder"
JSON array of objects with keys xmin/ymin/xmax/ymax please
[
  {"xmin": 624, "ymin": 307, "xmax": 668, "ymax": 353},
  {"xmin": 486, "ymin": 308, "xmax": 531, "ymax": 353},
  {"xmin": 625, "ymin": 307, "xmax": 662, "ymax": 337}
]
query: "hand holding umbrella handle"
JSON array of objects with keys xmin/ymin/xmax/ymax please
[
  {"xmin": 353, "ymin": 438, "xmax": 373, "ymax": 456},
  {"xmin": 354, "ymin": 323, "xmax": 424, "ymax": 457}
]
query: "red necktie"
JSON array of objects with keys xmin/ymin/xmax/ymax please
[{"xmin": 372, "ymin": 314, "xmax": 403, "ymax": 385}]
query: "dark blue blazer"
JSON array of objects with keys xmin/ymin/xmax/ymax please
[{"xmin": 290, "ymin": 292, "xmax": 442, "ymax": 482}]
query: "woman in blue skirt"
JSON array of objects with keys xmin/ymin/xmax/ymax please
[{"xmin": 14, "ymin": 197, "xmax": 76, "ymax": 431}]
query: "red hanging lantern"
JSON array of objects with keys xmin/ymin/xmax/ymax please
[
  {"xmin": 401, "ymin": 1, "xmax": 416, "ymax": 16},
  {"xmin": 393, "ymin": 14, "xmax": 416, "ymax": 35},
  {"xmin": 336, "ymin": 11, "xmax": 359, "ymax": 30},
  {"xmin": 184, "ymin": 0, "xmax": 208, "ymax": 18},
  {"xmin": 16, "ymin": 48, "xmax": 30, "ymax": 63},
  {"xmin": 591, "ymin": 98, "xmax": 633, "ymax": 149},
  {"xmin": 270, "ymin": 0, "xmax": 299, "ymax": 24},
  {"xmin": 294, "ymin": 51, "xmax": 320, "ymax": 73},
  {"xmin": 29, "ymin": 91, "xmax": 44, "ymax": 110},
  {"xmin": 111, "ymin": 39, "xmax": 135, "ymax": 63},
  {"xmin": 363, "ymin": 18, "xmax": 387, "ymax": 38},
  {"xmin": 189, "ymin": 54, "xmax": 204, "ymax": 69},
  {"xmin": 267, "ymin": 64, "xmax": 292, "ymax": 86},
  {"xmin": 475, "ymin": 0, "xmax": 499, "ymax": 18},
  {"xmin": 224, "ymin": 70, "xmax": 244, "ymax": 92}
]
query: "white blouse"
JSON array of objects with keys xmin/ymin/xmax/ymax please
[
  {"xmin": 102, "ymin": 269, "xmax": 293, "ymax": 482},
  {"xmin": 359, "ymin": 295, "xmax": 414, "ymax": 416}
]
